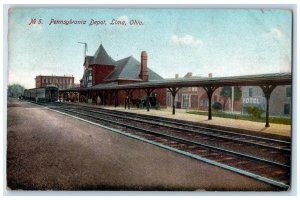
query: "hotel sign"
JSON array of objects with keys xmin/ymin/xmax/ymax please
[{"xmin": 242, "ymin": 97, "xmax": 261, "ymax": 104}]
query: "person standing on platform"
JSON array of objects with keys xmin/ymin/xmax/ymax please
[
  {"xmin": 97, "ymin": 96, "xmax": 101, "ymax": 105},
  {"xmin": 125, "ymin": 96, "xmax": 129, "ymax": 109}
]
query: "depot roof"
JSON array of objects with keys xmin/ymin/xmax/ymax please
[{"xmin": 60, "ymin": 72, "xmax": 292, "ymax": 92}]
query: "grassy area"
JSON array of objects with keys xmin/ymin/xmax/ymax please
[{"xmin": 187, "ymin": 111, "xmax": 291, "ymax": 125}]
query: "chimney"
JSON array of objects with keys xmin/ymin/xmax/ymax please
[
  {"xmin": 175, "ymin": 74, "xmax": 179, "ymax": 79},
  {"xmin": 184, "ymin": 72, "xmax": 192, "ymax": 78},
  {"xmin": 208, "ymin": 73, "xmax": 213, "ymax": 78},
  {"xmin": 140, "ymin": 51, "xmax": 148, "ymax": 81}
]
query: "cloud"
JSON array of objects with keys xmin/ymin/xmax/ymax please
[
  {"xmin": 264, "ymin": 27, "xmax": 284, "ymax": 39},
  {"xmin": 279, "ymin": 55, "xmax": 291, "ymax": 73},
  {"xmin": 270, "ymin": 27, "xmax": 284, "ymax": 38},
  {"xmin": 172, "ymin": 34, "xmax": 203, "ymax": 46},
  {"xmin": 117, "ymin": 15, "xmax": 129, "ymax": 23}
]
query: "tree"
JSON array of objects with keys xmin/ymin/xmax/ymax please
[
  {"xmin": 244, "ymin": 106, "xmax": 264, "ymax": 119},
  {"xmin": 7, "ymin": 84, "xmax": 25, "ymax": 98},
  {"xmin": 220, "ymin": 86, "xmax": 242, "ymax": 110}
]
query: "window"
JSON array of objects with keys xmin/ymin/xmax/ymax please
[
  {"xmin": 182, "ymin": 94, "xmax": 190, "ymax": 108},
  {"xmin": 182, "ymin": 94, "xmax": 189, "ymax": 100},
  {"xmin": 190, "ymin": 87, "xmax": 198, "ymax": 92},
  {"xmin": 286, "ymin": 87, "xmax": 291, "ymax": 97},
  {"xmin": 284, "ymin": 104, "xmax": 290, "ymax": 115},
  {"xmin": 200, "ymin": 99, "xmax": 208, "ymax": 106},
  {"xmin": 182, "ymin": 102, "xmax": 189, "ymax": 108},
  {"xmin": 249, "ymin": 88, "xmax": 253, "ymax": 97},
  {"xmin": 200, "ymin": 100, "xmax": 203, "ymax": 106}
]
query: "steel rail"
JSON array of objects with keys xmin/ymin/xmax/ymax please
[
  {"xmin": 76, "ymin": 107, "xmax": 291, "ymax": 152},
  {"xmin": 56, "ymin": 102, "xmax": 290, "ymax": 145},
  {"xmin": 54, "ymin": 102, "xmax": 290, "ymax": 146},
  {"xmin": 98, "ymin": 107, "xmax": 290, "ymax": 145},
  {"xmin": 56, "ymin": 106, "xmax": 290, "ymax": 169},
  {"xmin": 29, "ymin": 101, "xmax": 290, "ymax": 190}
]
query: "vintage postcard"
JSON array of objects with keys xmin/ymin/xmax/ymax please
[{"xmin": 6, "ymin": 7, "xmax": 293, "ymax": 192}]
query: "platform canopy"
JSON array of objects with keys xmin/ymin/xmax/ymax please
[
  {"xmin": 59, "ymin": 72, "xmax": 292, "ymax": 128},
  {"xmin": 60, "ymin": 72, "xmax": 292, "ymax": 92}
]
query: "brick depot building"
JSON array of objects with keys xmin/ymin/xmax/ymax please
[
  {"xmin": 77, "ymin": 44, "xmax": 166, "ymax": 107},
  {"xmin": 35, "ymin": 75, "xmax": 75, "ymax": 89}
]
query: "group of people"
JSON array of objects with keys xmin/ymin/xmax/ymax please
[
  {"xmin": 94, "ymin": 95, "xmax": 130, "ymax": 109},
  {"xmin": 95, "ymin": 95, "xmax": 130, "ymax": 109},
  {"xmin": 78, "ymin": 95, "xmax": 133, "ymax": 109}
]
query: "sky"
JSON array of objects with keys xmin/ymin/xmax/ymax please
[{"xmin": 7, "ymin": 8, "xmax": 292, "ymax": 89}]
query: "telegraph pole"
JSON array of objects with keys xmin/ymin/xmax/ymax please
[
  {"xmin": 78, "ymin": 42, "xmax": 88, "ymax": 58},
  {"xmin": 231, "ymin": 86, "xmax": 234, "ymax": 113}
]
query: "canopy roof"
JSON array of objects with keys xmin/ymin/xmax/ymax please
[{"xmin": 60, "ymin": 72, "xmax": 292, "ymax": 92}]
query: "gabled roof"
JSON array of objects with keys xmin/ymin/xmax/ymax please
[
  {"xmin": 88, "ymin": 44, "xmax": 115, "ymax": 65},
  {"xmin": 105, "ymin": 56, "xmax": 164, "ymax": 81},
  {"xmin": 85, "ymin": 56, "xmax": 94, "ymax": 65},
  {"xmin": 85, "ymin": 44, "xmax": 164, "ymax": 81},
  {"xmin": 105, "ymin": 57, "xmax": 131, "ymax": 81}
]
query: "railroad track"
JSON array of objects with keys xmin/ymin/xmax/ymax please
[
  {"xmin": 55, "ymin": 103, "xmax": 291, "ymax": 148},
  {"xmin": 29, "ymin": 101, "xmax": 291, "ymax": 190},
  {"xmin": 53, "ymin": 103, "xmax": 291, "ymax": 165},
  {"xmin": 53, "ymin": 103, "xmax": 290, "ymax": 151}
]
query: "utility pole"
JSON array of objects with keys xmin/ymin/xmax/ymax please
[
  {"xmin": 78, "ymin": 42, "xmax": 88, "ymax": 58},
  {"xmin": 231, "ymin": 86, "xmax": 234, "ymax": 113},
  {"xmin": 78, "ymin": 42, "xmax": 88, "ymax": 73}
]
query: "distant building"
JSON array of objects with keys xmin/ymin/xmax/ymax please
[
  {"xmin": 166, "ymin": 72, "xmax": 241, "ymax": 111},
  {"xmin": 167, "ymin": 72, "xmax": 291, "ymax": 117},
  {"xmin": 170, "ymin": 72, "xmax": 206, "ymax": 109},
  {"xmin": 35, "ymin": 75, "xmax": 75, "ymax": 89},
  {"xmin": 74, "ymin": 83, "xmax": 81, "ymax": 88},
  {"xmin": 241, "ymin": 85, "xmax": 291, "ymax": 116}
]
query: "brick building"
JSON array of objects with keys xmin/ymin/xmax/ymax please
[
  {"xmin": 35, "ymin": 75, "xmax": 75, "ymax": 89},
  {"xmin": 166, "ymin": 72, "xmax": 291, "ymax": 117},
  {"xmin": 166, "ymin": 72, "xmax": 242, "ymax": 112},
  {"xmin": 78, "ymin": 44, "xmax": 166, "ymax": 107}
]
